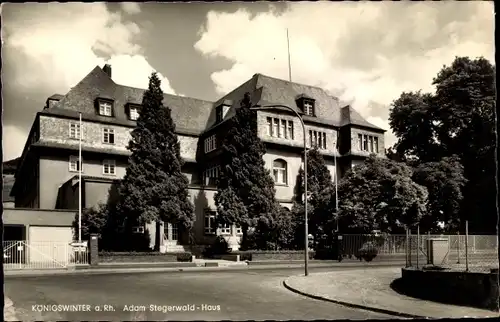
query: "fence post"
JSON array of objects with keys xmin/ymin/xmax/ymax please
[
  {"xmin": 457, "ymin": 231, "xmax": 460, "ymax": 264},
  {"xmin": 89, "ymin": 234, "xmax": 99, "ymax": 266},
  {"xmin": 416, "ymin": 226, "xmax": 420, "ymax": 269},
  {"xmin": 405, "ymin": 229, "xmax": 409, "ymax": 267},
  {"xmin": 409, "ymin": 229, "xmax": 412, "ymax": 267},
  {"xmin": 465, "ymin": 221, "xmax": 469, "ymax": 272}
]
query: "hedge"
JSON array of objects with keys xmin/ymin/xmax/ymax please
[
  {"xmin": 230, "ymin": 250, "xmax": 315, "ymax": 261},
  {"xmin": 99, "ymin": 251, "xmax": 192, "ymax": 263}
]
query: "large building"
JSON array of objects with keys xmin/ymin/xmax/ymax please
[{"xmin": 10, "ymin": 65, "xmax": 385, "ymax": 251}]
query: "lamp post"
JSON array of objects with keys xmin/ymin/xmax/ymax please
[{"xmin": 251, "ymin": 104, "xmax": 309, "ymax": 276}]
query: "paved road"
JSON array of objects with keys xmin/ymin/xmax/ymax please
[{"xmin": 5, "ymin": 266, "xmax": 396, "ymax": 321}]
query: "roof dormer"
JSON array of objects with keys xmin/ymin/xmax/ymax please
[
  {"xmin": 215, "ymin": 99, "xmax": 232, "ymax": 124},
  {"xmin": 44, "ymin": 94, "xmax": 63, "ymax": 109},
  {"xmin": 95, "ymin": 97, "xmax": 114, "ymax": 117},
  {"xmin": 295, "ymin": 94, "xmax": 316, "ymax": 116},
  {"xmin": 126, "ymin": 103, "xmax": 141, "ymax": 121}
]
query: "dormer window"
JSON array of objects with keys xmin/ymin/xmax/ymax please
[
  {"xmin": 215, "ymin": 100, "xmax": 231, "ymax": 124},
  {"xmin": 97, "ymin": 99, "xmax": 113, "ymax": 116},
  {"xmin": 127, "ymin": 104, "xmax": 141, "ymax": 121},
  {"xmin": 295, "ymin": 94, "xmax": 316, "ymax": 116},
  {"xmin": 304, "ymin": 101, "xmax": 314, "ymax": 116}
]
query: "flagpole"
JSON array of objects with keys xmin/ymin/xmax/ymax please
[
  {"xmin": 78, "ymin": 112, "xmax": 82, "ymax": 243},
  {"xmin": 286, "ymin": 28, "xmax": 292, "ymax": 82}
]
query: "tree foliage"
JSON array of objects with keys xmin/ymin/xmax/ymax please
[
  {"xmin": 338, "ymin": 155, "xmax": 428, "ymax": 233},
  {"xmin": 114, "ymin": 73, "xmax": 195, "ymax": 233},
  {"xmin": 412, "ymin": 156, "xmax": 467, "ymax": 231},
  {"xmin": 292, "ymin": 146, "xmax": 336, "ymax": 240},
  {"xmin": 214, "ymin": 92, "xmax": 280, "ymax": 249},
  {"xmin": 72, "ymin": 205, "xmax": 108, "ymax": 242},
  {"xmin": 389, "ymin": 56, "xmax": 496, "ymax": 233}
]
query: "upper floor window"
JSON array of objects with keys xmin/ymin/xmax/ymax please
[
  {"xmin": 309, "ymin": 130, "xmax": 327, "ymax": 149},
  {"xmin": 272, "ymin": 159, "xmax": 287, "ymax": 185},
  {"xmin": 304, "ymin": 101, "xmax": 314, "ymax": 116},
  {"xmin": 69, "ymin": 156, "xmax": 82, "ymax": 172},
  {"xmin": 204, "ymin": 135, "xmax": 216, "ymax": 153},
  {"xmin": 103, "ymin": 159, "xmax": 116, "ymax": 175},
  {"xmin": 204, "ymin": 210, "xmax": 216, "ymax": 235},
  {"xmin": 69, "ymin": 122, "xmax": 81, "ymax": 139},
  {"xmin": 102, "ymin": 128, "xmax": 115, "ymax": 144},
  {"xmin": 358, "ymin": 134, "xmax": 379, "ymax": 153},
  {"xmin": 98, "ymin": 100, "xmax": 113, "ymax": 116},
  {"xmin": 129, "ymin": 106, "xmax": 139, "ymax": 121},
  {"xmin": 203, "ymin": 165, "xmax": 220, "ymax": 186},
  {"xmin": 266, "ymin": 117, "xmax": 294, "ymax": 140}
]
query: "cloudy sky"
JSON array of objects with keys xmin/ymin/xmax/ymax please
[{"xmin": 1, "ymin": 2, "xmax": 494, "ymax": 161}]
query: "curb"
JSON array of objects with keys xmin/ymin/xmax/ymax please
[
  {"xmin": 282, "ymin": 279, "xmax": 426, "ymax": 319},
  {"xmin": 4, "ymin": 262, "xmax": 405, "ymax": 278}
]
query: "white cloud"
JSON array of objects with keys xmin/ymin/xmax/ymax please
[
  {"xmin": 195, "ymin": 2, "xmax": 494, "ymax": 149},
  {"xmin": 121, "ymin": 3, "xmax": 141, "ymax": 15},
  {"xmin": 2, "ymin": 3, "xmax": 175, "ymax": 160}
]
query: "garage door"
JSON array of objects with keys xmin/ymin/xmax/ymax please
[{"xmin": 28, "ymin": 226, "xmax": 74, "ymax": 266}]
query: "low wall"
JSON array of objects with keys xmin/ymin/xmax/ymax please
[
  {"xmin": 232, "ymin": 251, "xmax": 315, "ymax": 261},
  {"xmin": 401, "ymin": 267, "xmax": 499, "ymax": 311},
  {"xmin": 98, "ymin": 252, "xmax": 191, "ymax": 263}
]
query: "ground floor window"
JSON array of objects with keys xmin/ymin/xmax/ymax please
[
  {"xmin": 204, "ymin": 210, "xmax": 216, "ymax": 235},
  {"xmin": 220, "ymin": 223, "xmax": 231, "ymax": 235}
]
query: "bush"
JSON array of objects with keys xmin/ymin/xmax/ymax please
[
  {"xmin": 356, "ymin": 242, "xmax": 378, "ymax": 262},
  {"xmin": 202, "ymin": 236, "xmax": 230, "ymax": 258},
  {"xmin": 176, "ymin": 252, "xmax": 193, "ymax": 262}
]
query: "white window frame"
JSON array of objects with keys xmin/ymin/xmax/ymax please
[
  {"xmin": 219, "ymin": 223, "xmax": 231, "ymax": 235},
  {"xmin": 266, "ymin": 117, "xmax": 272, "ymax": 136},
  {"xmin": 103, "ymin": 159, "xmax": 116, "ymax": 175},
  {"xmin": 69, "ymin": 122, "xmax": 81, "ymax": 139},
  {"xmin": 358, "ymin": 134, "xmax": 363, "ymax": 151},
  {"xmin": 129, "ymin": 107, "xmax": 139, "ymax": 121},
  {"xmin": 273, "ymin": 118, "xmax": 279, "ymax": 137},
  {"xmin": 99, "ymin": 101, "xmax": 113, "ymax": 116},
  {"xmin": 235, "ymin": 226, "xmax": 243, "ymax": 235},
  {"xmin": 204, "ymin": 211, "xmax": 216, "ymax": 235},
  {"xmin": 102, "ymin": 128, "xmax": 115, "ymax": 144},
  {"xmin": 132, "ymin": 226, "xmax": 145, "ymax": 234},
  {"xmin": 272, "ymin": 159, "xmax": 287, "ymax": 185},
  {"xmin": 280, "ymin": 119, "xmax": 286, "ymax": 138},
  {"xmin": 374, "ymin": 137, "xmax": 379, "ymax": 153},
  {"xmin": 363, "ymin": 135, "xmax": 368, "ymax": 151},
  {"xmin": 287, "ymin": 120, "xmax": 294, "ymax": 140},
  {"xmin": 69, "ymin": 156, "xmax": 82, "ymax": 172},
  {"xmin": 304, "ymin": 101, "xmax": 314, "ymax": 116},
  {"xmin": 204, "ymin": 135, "xmax": 216, "ymax": 153},
  {"xmin": 369, "ymin": 136, "xmax": 374, "ymax": 152},
  {"xmin": 203, "ymin": 165, "xmax": 220, "ymax": 186}
]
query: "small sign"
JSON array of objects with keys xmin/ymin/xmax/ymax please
[
  {"xmin": 91, "ymin": 236, "xmax": 97, "ymax": 240},
  {"xmin": 17, "ymin": 246, "xmax": 24, "ymax": 251},
  {"xmin": 337, "ymin": 236, "xmax": 343, "ymax": 240}
]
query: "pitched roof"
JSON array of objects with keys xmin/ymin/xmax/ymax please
[
  {"xmin": 49, "ymin": 66, "xmax": 214, "ymax": 134},
  {"xmin": 205, "ymin": 73, "xmax": 382, "ymax": 131},
  {"xmin": 45, "ymin": 66, "xmax": 382, "ymax": 135}
]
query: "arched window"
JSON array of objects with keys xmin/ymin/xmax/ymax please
[{"xmin": 273, "ymin": 159, "xmax": 287, "ymax": 185}]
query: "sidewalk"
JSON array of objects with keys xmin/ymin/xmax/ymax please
[
  {"xmin": 4, "ymin": 260, "xmax": 403, "ymax": 277},
  {"xmin": 283, "ymin": 267, "xmax": 499, "ymax": 319},
  {"xmin": 4, "ymin": 297, "xmax": 18, "ymax": 321}
]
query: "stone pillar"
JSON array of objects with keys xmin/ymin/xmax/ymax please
[{"xmin": 89, "ymin": 234, "xmax": 99, "ymax": 266}]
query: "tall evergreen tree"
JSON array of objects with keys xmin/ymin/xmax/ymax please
[
  {"xmin": 292, "ymin": 146, "xmax": 336, "ymax": 244},
  {"xmin": 114, "ymin": 73, "xmax": 195, "ymax": 247},
  {"xmin": 214, "ymin": 92, "xmax": 280, "ymax": 250}
]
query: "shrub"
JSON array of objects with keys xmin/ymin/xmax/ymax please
[
  {"xmin": 202, "ymin": 236, "xmax": 230, "ymax": 258},
  {"xmin": 176, "ymin": 252, "xmax": 192, "ymax": 262},
  {"xmin": 357, "ymin": 242, "xmax": 378, "ymax": 262}
]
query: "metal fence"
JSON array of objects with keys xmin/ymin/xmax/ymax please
[
  {"xmin": 3, "ymin": 241, "xmax": 89, "ymax": 270},
  {"xmin": 405, "ymin": 225, "xmax": 498, "ymax": 272}
]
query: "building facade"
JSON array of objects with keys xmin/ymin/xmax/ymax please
[{"xmin": 10, "ymin": 65, "xmax": 385, "ymax": 251}]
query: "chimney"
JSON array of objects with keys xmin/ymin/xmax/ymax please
[{"xmin": 103, "ymin": 64, "xmax": 112, "ymax": 78}]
